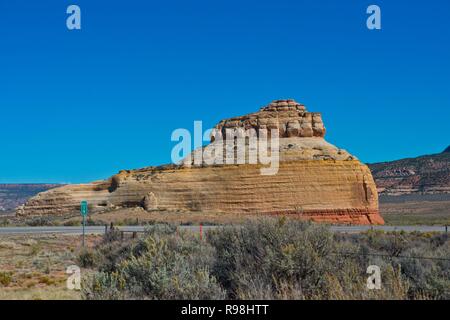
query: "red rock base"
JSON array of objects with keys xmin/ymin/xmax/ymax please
[{"xmin": 270, "ymin": 208, "xmax": 384, "ymax": 225}]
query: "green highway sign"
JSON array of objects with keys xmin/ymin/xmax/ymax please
[
  {"xmin": 80, "ymin": 200, "xmax": 88, "ymax": 247},
  {"xmin": 80, "ymin": 200, "xmax": 88, "ymax": 216}
]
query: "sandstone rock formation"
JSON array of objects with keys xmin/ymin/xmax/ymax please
[
  {"xmin": 214, "ymin": 99, "xmax": 325, "ymax": 139},
  {"xmin": 369, "ymin": 147, "xmax": 450, "ymax": 196},
  {"xmin": 17, "ymin": 100, "xmax": 384, "ymax": 225}
]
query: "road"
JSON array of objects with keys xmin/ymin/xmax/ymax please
[{"xmin": 0, "ymin": 225, "xmax": 447, "ymax": 235}]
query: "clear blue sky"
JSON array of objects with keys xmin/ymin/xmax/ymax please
[{"xmin": 1, "ymin": 0, "xmax": 449, "ymax": 183}]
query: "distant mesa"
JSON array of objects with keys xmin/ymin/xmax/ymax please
[
  {"xmin": 0, "ymin": 184, "xmax": 62, "ymax": 213},
  {"xmin": 369, "ymin": 146, "xmax": 450, "ymax": 196},
  {"xmin": 17, "ymin": 99, "xmax": 384, "ymax": 225}
]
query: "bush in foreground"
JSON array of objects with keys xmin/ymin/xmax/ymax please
[
  {"xmin": 81, "ymin": 219, "xmax": 449, "ymax": 300},
  {"xmin": 82, "ymin": 225, "xmax": 225, "ymax": 299}
]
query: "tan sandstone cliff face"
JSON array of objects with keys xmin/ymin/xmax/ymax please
[{"xmin": 17, "ymin": 100, "xmax": 384, "ymax": 225}]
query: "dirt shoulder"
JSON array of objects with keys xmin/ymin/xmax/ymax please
[{"xmin": 0, "ymin": 234, "xmax": 101, "ymax": 300}]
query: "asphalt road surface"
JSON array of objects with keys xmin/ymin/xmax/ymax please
[{"xmin": 0, "ymin": 225, "xmax": 447, "ymax": 235}]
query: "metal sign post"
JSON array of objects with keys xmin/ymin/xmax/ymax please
[{"xmin": 80, "ymin": 200, "xmax": 88, "ymax": 247}]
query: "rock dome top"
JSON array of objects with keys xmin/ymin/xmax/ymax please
[
  {"xmin": 260, "ymin": 99, "xmax": 306, "ymax": 112},
  {"xmin": 214, "ymin": 99, "xmax": 326, "ymax": 139}
]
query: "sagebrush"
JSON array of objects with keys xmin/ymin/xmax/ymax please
[{"xmin": 81, "ymin": 218, "xmax": 449, "ymax": 300}]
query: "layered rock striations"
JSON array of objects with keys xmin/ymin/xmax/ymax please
[
  {"xmin": 0, "ymin": 184, "xmax": 62, "ymax": 212},
  {"xmin": 369, "ymin": 147, "xmax": 450, "ymax": 196},
  {"xmin": 18, "ymin": 100, "xmax": 384, "ymax": 225},
  {"xmin": 214, "ymin": 99, "xmax": 325, "ymax": 139}
]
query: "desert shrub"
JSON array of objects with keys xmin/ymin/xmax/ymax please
[
  {"xmin": 113, "ymin": 218, "xmax": 141, "ymax": 226},
  {"xmin": 78, "ymin": 248, "xmax": 97, "ymax": 268},
  {"xmin": 81, "ymin": 218, "xmax": 449, "ymax": 300},
  {"xmin": 39, "ymin": 275, "xmax": 56, "ymax": 285},
  {"xmin": 29, "ymin": 242, "xmax": 42, "ymax": 256},
  {"xmin": 0, "ymin": 271, "xmax": 13, "ymax": 287},
  {"xmin": 430, "ymin": 233, "xmax": 448, "ymax": 247},
  {"xmin": 144, "ymin": 223, "xmax": 177, "ymax": 236},
  {"xmin": 63, "ymin": 219, "xmax": 80, "ymax": 226},
  {"xmin": 337, "ymin": 230, "xmax": 450, "ymax": 299},
  {"xmin": 102, "ymin": 229, "xmax": 122, "ymax": 244},
  {"xmin": 25, "ymin": 216, "xmax": 56, "ymax": 226},
  {"xmin": 93, "ymin": 226, "xmax": 178, "ymax": 272},
  {"xmin": 207, "ymin": 219, "xmax": 411, "ymax": 299},
  {"xmin": 207, "ymin": 218, "xmax": 336, "ymax": 299},
  {"xmin": 95, "ymin": 239, "xmax": 134, "ymax": 272},
  {"xmin": 0, "ymin": 241, "xmax": 16, "ymax": 249},
  {"xmin": 395, "ymin": 241, "xmax": 450, "ymax": 299},
  {"xmin": 83, "ymin": 272, "xmax": 127, "ymax": 300},
  {"xmin": 82, "ymin": 234, "xmax": 225, "ymax": 300},
  {"xmin": 86, "ymin": 218, "xmax": 107, "ymax": 226}
]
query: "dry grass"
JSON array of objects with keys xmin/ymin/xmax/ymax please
[
  {"xmin": 0, "ymin": 234, "xmax": 101, "ymax": 300},
  {"xmin": 0, "ymin": 286, "xmax": 80, "ymax": 300},
  {"xmin": 380, "ymin": 198, "xmax": 450, "ymax": 225},
  {"xmin": 89, "ymin": 207, "xmax": 251, "ymax": 225},
  {"xmin": 29, "ymin": 195, "xmax": 450, "ymax": 227}
]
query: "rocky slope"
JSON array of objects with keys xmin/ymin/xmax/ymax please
[
  {"xmin": 369, "ymin": 147, "xmax": 450, "ymax": 196},
  {"xmin": 0, "ymin": 184, "xmax": 61, "ymax": 213},
  {"xmin": 17, "ymin": 100, "xmax": 383, "ymax": 225}
]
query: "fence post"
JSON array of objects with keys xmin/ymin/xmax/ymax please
[{"xmin": 200, "ymin": 224, "xmax": 203, "ymax": 241}]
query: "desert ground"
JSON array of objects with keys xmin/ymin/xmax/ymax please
[
  {"xmin": 0, "ymin": 234, "xmax": 101, "ymax": 299},
  {"xmin": 3, "ymin": 195, "xmax": 450, "ymax": 228},
  {"xmin": 0, "ymin": 218, "xmax": 449, "ymax": 299},
  {"xmin": 1, "ymin": 194, "xmax": 449, "ymax": 300},
  {"xmin": 380, "ymin": 194, "xmax": 450, "ymax": 225}
]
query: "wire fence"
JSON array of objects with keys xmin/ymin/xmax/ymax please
[{"xmin": 331, "ymin": 251, "xmax": 450, "ymax": 262}]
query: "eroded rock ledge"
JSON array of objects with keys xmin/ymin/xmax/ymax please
[
  {"xmin": 214, "ymin": 99, "xmax": 325, "ymax": 139},
  {"xmin": 17, "ymin": 99, "xmax": 384, "ymax": 225}
]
